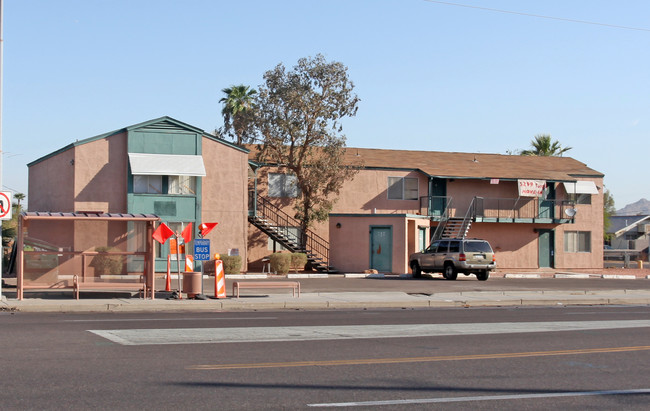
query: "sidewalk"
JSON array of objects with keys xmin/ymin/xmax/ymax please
[{"xmin": 2, "ymin": 287, "xmax": 649, "ymax": 313}]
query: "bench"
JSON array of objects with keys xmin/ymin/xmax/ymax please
[
  {"xmin": 72, "ymin": 275, "xmax": 149, "ymax": 300},
  {"xmin": 232, "ymin": 281, "xmax": 300, "ymax": 298}
]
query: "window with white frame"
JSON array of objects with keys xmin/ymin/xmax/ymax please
[
  {"xmin": 269, "ymin": 173, "xmax": 298, "ymax": 198},
  {"xmin": 564, "ymin": 231, "xmax": 591, "ymax": 253},
  {"xmin": 168, "ymin": 175, "xmax": 196, "ymax": 195},
  {"xmin": 387, "ymin": 177, "xmax": 418, "ymax": 200},
  {"xmin": 133, "ymin": 175, "xmax": 163, "ymax": 194}
]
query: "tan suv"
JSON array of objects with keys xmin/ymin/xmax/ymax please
[{"xmin": 409, "ymin": 238, "xmax": 496, "ymax": 281}]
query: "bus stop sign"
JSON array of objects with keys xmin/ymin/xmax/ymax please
[{"xmin": 194, "ymin": 239, "xmax": 210, "ymax": 261}]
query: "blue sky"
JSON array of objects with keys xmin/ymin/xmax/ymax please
[{"xmin": 3, "ymin": 0, "xmax": 649, "ymax": 209}]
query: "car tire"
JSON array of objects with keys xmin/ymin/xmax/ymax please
[
  {"xmin": 476, "ymin": 270, "xmax": 489, "ymax": 281},
  {"xmin": 411, "ymin": 262, "xmax": 422, "ymax": 278},
  {"xmin": 443, "ymin": 264, "xmax": 457, "ymax": 280}
]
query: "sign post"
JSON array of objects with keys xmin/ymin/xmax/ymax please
[{"xmin": 194, "ymin": 239, "xmax": 210, "ymax": 296}]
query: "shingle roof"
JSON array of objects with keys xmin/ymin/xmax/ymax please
[{"xmin": 248, "ymin": 146, "xmax": 603, "ymax": 181}]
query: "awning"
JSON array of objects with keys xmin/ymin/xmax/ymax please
[
  {"xmin": 128, "ymin": 153, "xmax": 206, "ymax": 176},
  {"xmin": 563, "ymin": 181, "xmax": 598, "ymax": 194}
]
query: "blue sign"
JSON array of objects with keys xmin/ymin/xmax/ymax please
[{"xmin": 193, "ymin": 239, "xmax": 211, "ymax": 261}]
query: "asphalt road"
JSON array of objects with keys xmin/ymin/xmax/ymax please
[{"xmin": 1, "ymin": 306, "xmax": 649, "ymax": 410}]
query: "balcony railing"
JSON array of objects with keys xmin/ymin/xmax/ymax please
[{"xmin": 421, "ymin": 195, "xmax": 575, "ymax": 223}]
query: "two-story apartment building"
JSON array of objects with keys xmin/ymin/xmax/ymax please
[
  {"xmin": 26, "ymin": 116, "xmax": 604, "ymax": 281},
  {"xmin": 247, "ymin": 148, "xmax": 604, "ymax": 274}
]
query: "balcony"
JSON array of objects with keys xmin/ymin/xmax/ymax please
[{"xmin": 421, "ymin": 196, "xmax": 576, "ymax": 224}]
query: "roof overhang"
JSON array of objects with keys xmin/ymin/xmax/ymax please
[
  {"xmin": 562, "ymin": 181, "xmax": 599, "ymax": 194},
  {"xmin": 128, "ymin": 153, "xmax": 206, "ymax": 176}
]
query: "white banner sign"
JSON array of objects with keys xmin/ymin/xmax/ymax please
[{"xmin": 518, "ymin": 180, "xmax": 547, "ymax": 197}]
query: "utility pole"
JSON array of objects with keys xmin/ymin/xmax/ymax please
[{"xmin": 0, "ymin": 0, "xmax": 5, "ymax": 300}]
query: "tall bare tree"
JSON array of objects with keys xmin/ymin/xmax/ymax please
[{"xmin": 253, "ymin": 54, "xmax": 361, "ymax": 237}]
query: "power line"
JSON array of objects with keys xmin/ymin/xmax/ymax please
[{"xmin": 423, "ymin": 0, "xmax": 650, "ymax": 33}]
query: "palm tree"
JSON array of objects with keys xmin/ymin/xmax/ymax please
[
  {"xmin": 219, "ymin": 85, "xmax": 257, "ymax": 145},
  {"xmin": 520, "ymin": 134, "xmax": 572, "ymax": 156},
  {"xmin": 14, "ymin": 193, "xmax": 25, "ymax": 212}
]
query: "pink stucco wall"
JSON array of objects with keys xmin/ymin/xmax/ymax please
[
  {"xmin": 202, "ymin": 138, "xmax": 250, "ymax": 271},
  {"xmin": 329, "ymin": 214, "xmax": 430, "ymax": 273},
  {"xmin": 28, "ymin": 148, "xmax": 76, "ymax": 212},
  {"xmin": 73, "ymin": 133, "xmax": 128, "ymax": 213}
]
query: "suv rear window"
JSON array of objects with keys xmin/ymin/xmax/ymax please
[{"xmin": 464, "ymin": 241, "xmax": 493, "ymax": 253}]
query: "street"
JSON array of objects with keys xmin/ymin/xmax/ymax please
[{"xmin": 1, "ymin": 306, "xmax": 649, "ymax": 409}]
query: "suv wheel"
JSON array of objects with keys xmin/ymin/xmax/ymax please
[
  {"xmin": 476, "ymin": 270, "xmax": 489, "ymax": 281},
  {"xmin": 411, "ymin": 262, "xmax": 422, "ymax": 278},
  {"xmin": 443, "ymin": 263, "xmax": 457, "ymax": 280}
]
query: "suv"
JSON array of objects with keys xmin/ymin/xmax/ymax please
[{"xmin": 409, "ymin": 238, "xmax": 496, "ymax": 281}]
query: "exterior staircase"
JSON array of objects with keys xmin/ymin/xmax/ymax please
[
  {"xmin": 431, "ymin": 197, "xmax": 477, "ymax": 241},
  {"xmin": 248, "ymin": 193, "xmax": 338, "ymax": 273}
]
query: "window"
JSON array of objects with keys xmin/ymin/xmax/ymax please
[
  {"xmin": 134, "ymin": 175, "xmax": 162, "ymax": 194},
  {"xmin": 269, "ymin": 173, "xmax": 298, "ymax": 198},
  {"xmin": 568, "ymin": 193, "xmax": 591, "ymax": 205},
  {"xmin": 387, "ymin": 177, "xmax": 418, "ymax": 200},
  {"xmin": 169, "ymin": 175, "xmax": 196, "ymax": 195},
  {"xmin": 564, "ymin": 231, "xmax": 591, "ymax": 253}
]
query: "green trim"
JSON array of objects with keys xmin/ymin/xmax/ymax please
[
  {"xmin": 330, "ymin": 213, "xmax": 428, "ymax": 219},
  {"xmin": 28, "ymin": 116, "xmax": 249, "ymax": 167}
]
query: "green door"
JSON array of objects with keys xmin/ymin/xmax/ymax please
[
  {"xmin": 370, "ymin": 226, "xmax": 392, "ymax": 273},
  {"xmin": 538, "ymin": 229, "xmax": 554, "ymax": 268},
  {"xmin": 538, "ymin": 184, "xmax": 555, "ymax": 220},
  {"xmin": 429, "ymin": 178, "xmax": 447, "ymax": 217}
]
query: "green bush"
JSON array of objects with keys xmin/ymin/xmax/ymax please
[
  {"xmin": 270, "ymin": 253, "xmax": 291, "ymax": 275},
  {"xmin": 220, "ymin": 255, "xmax": 242, "ymax": 274},
  {"xmin": 290, "ymin": 253, "xmax": 308, "ymax": 272},
  {"xmin": 90, "ymin": 246, "xmax": 124, "ymax": 275}
]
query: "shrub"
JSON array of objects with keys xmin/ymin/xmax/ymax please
[
  {"xmin": 90, "ymin": 246, "xmax": 124, "ymax": 275},
  {"xmin": 270, "ymin": 252, "xmax": 291, "ymax": 275},
  {"xmin": 220, "ymin": 255, "xmax": 242, "ymax": 274},
  {"xmin": 290, "ymin": 253, "xmax": 308, "ymax": 272}
]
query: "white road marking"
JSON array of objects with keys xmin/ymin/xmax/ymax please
[
  {"xmin": 88, "ymin": 320, "xmax": 650, "ymax": 346},
  {"xmin": 65, "ymin": 317, "xmax": 276, "ymax": 323},
  {"xmin": 307, "ymin": 388, "xmax": 650, "ymax": 407}
]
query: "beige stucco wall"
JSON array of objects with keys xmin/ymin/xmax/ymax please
[{"xmin": 202, "ymin": 138, "xmax": 250, "ymax": 271}]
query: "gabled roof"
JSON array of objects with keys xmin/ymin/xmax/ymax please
[
  {"xmin": 28, "ymin": 116, "xmax": 248, "ymax": 167},
  {"xmin": 247, "ymin": 146, "xmax": 603, "ymax": 181},
  {"xmin": 608, "ymin": 215, "xmax": 650, "ymax": 236}
]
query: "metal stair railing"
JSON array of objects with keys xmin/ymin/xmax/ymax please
[
  {"xmin": 431, "ymin": 197, "xmax": 453, "ymax": 241},
  {"xmin": 249, "ymin": 192, "xmax": 334, "ymax": 272}
]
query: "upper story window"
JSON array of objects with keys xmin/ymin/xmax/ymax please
[
  {"xmin": 169, "ymin": 175, "xmax": 196, "ymax": 195},
  {"xmin": 269, "ymin": 173, "xmax": 298, "ymax": 198},
  {"xmin": 134, "ymin": 175, "xmax": 163, "ymax": 194},
  {"xmin": 388, "ymin": 177, "xmax": 418, "ymax": 200},
  {"xmin": 568, "ymin": 193, "xmax": 591, "ymax": 205}
]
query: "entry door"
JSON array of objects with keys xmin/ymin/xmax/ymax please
[
  {"xmin": 370, "ymin": 226, "xmax": 392, "ymax": 272},
  {"xmin": 418, "ymin": 227, "xmax": 428, "ymax": 252},
  {"xmin": 538, "ymin": 229, "xmax": 554, "ymax": 268},
  {"xmin": 538, "ymin": 184, "xmax": 555, "ymax": 219},
  {"xmin": 429, "ymin": 178, "xmax": 447, "ymax": 217}
]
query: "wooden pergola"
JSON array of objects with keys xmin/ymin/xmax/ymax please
[{"xmin": 16, "ymin": 212, "xmax": 160, "ymax": 300}]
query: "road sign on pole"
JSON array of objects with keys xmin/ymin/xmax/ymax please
[
  {"xmin": 194, "ymin": 239, "xmax": 210, "ymax": 261},
  {"xmin": 0, "ymin": 191, "xmax": 12, "ymax": 220}
]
